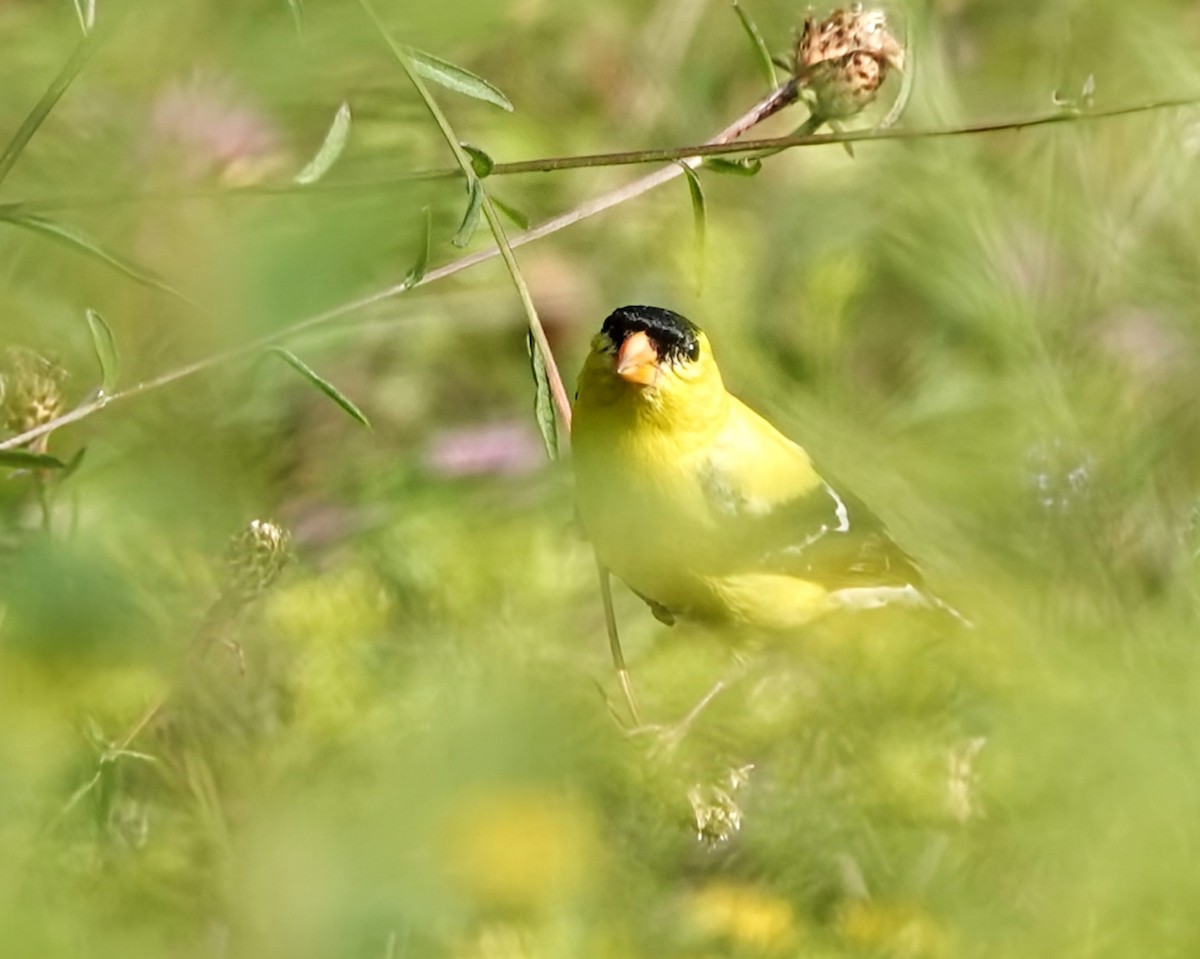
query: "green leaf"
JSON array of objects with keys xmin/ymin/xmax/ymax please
[
  {"xmin": 491, "ymin": 194, "xmax": 530, "ymax": 230},
  {"xmin": 403, "ymin": 206, "xmax": 432, "ymax": 288},
  {"xmin": 460, "ymin": 142, "xmax": 494, "ymax": 178},
  {"xmin": 84, "ymin": 309, "xmax": 119, "ymax": 394},
  {"xmin": 270, "ymin": 348, "xmax": 371, "ymax": 430},
  {"xmin": 0, "ymin": 449, "xmax": 66, "ymax": 470},
  {"xmin": 406, "ymin": 46, "xmax": 514, "ymax": 112},
  {"xmin": 60, "ymin": 445, "xmax": 88, "ymax": 481},
  {"xmin": 294, "ymin": 103, "xmax": 352, "ymax": 185},
  {"xmin": 677, "ymin": 162, "xmax": 707, "ymax": 290},
  {"xmin": 0, "ymin": 29, "xmax": 103, "ymax": 188},
  {"xmin": 703, "ymin": 156, "xmax": 763, "ymax": 176},
  {"xmin": 731, "ymin": 1, "xmax": 777, "ymax": 90},
  {"xmin": 102, "ymin": 749, "xmax": 159, "ymax": 765},
  {"xmin": 285, "ymin": 0, "xmax": 304, "ymax": 30},
  {"xmin": 71, "ymin": 0, "xmax": 96, "ymax": 33},
  {"xmin": 451, "ymin": 178, "xmax": 484, "ymax": 248},
  {"xmin": 526, "ymin": 332, "xmax": 558, "ymax": 461},
  {"xmin": 0, "ymin": 213, "xmax": 194, "ymax": 305}
]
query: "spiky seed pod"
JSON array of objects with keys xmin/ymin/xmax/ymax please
[
  {"xmin": 794, "ymin": 7, "xmax": 904, "ymax": 120},
  {"xmin": 223, "ymin": 518, "xmax": 292, "ymax": 605},
  {"xmin": 0, "ymin": 346, "xmax": 68, "ymax": 438}
]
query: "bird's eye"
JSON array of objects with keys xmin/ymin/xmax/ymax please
[{"xmin": 686, "ymin": 339, "xmax": 700, "ymax": 362}]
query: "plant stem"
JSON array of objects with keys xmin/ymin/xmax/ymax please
[
  {"xmin": 359, "ymin": 0, "xmax": 573, "ymax": 436},
  {"xmin": 0, "ymin": 67, "xmax": 804, "ymax": 452},
  {"xmin": 4, "ymin": 92, "xmax": 1195, "ymax": 219},
  {"xmin": 0, "ymin": 28, "xmax": 105, "ymax": 189},
  {"xmin": 8, "ymin": 83, "xmax": 1189, "ymax": 451}
]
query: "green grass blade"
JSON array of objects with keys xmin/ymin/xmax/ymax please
[
  {"xmin": 0, "ymin": 213, "xmax": 195, "ymax": 305},
  {"xmin": 0, "ymin": 449, "xmax": 66, "ymax": 470},
  {"xmin": 270, "ymin": 348, "xmax": 372, "ymax": 430},
  {"xmin": 294, "ymin": 102, "xmax": 352, "ymax": 185},
  {"xmin": 0, "ymin": 28, "xmax": 105, "ymax": 188}
]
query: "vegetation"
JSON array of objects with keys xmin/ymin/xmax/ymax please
[{"xmin": 2, "ymin": 1, "xmax": 1200, "ymax": 956}]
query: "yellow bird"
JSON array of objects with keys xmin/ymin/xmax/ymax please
[{"xmin": 572, "ymin": 305, "xmax": 952, "ymax": 631}]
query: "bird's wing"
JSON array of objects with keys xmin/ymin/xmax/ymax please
[{"xmin": 701, "ymin": 397, "xmax": 923, "ymax": 590}]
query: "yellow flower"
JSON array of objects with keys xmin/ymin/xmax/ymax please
[
  {"xmin": 837, "ymin": 900, "xmax": 950, "ymax": 959},
  {"xmin": 441, "ymin": 786, "xmax": 600, "ymax": 912},
  {"xmin": 688, "ymin": 881, "xmax": 799, "ymax": 953}
]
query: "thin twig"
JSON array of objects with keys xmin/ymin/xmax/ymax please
[
  {"xmin": 2, "ymin": 92, "xmax": 1195, "ymax": 219},
  {"xmin": 0, "ymin": 80, "xmax": 801, "ymax": 452},
  {"xmin": 6, "ymin": 90, "xmax": 1190, "ymax": 453},
  {"xmin": 483, "ymin": 93, "xmax": 1200, "ymax": 173}
]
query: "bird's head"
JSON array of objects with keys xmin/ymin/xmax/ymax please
[{"xmin": 576, "ymin": 305, "xmax": 727, "ymax": 429}]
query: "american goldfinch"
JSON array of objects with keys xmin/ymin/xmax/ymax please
[{"xmin": 572, "ymin": 305, "xmax": 951, "ymax": 631}]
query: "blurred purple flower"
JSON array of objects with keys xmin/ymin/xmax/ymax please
[
  {"xmin": 424, "ymin": 422, "xmax": 545, "ymax": 478},
  {"xmin": 147, "ymin": 71, "xmax": 286, "ymax": 184}
]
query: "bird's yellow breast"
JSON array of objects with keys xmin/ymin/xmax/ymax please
[{"xmin": 573, "ymin": 397, "xmax": 724, "ymax": 616}]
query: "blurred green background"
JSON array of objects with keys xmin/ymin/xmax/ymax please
[{"xmin": 3, "ymin": 0, "xmax": 1200, "ymax": 956}]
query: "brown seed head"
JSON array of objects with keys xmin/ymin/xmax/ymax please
[
  {"xmin": 795, "ymin": 7, "xmax": 904, "ymax": 119},
  {"xmin": 0, "ymin": 346, "xmax": 68, "ymax": 438},
  {"xmin": 224, "ymin": 518, "xmax": 292, "ymax": 603}
]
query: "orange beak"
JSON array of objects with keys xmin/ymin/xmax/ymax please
[{"xmin": 614, "ymin": 331, "xmax": 660, "ymax": 387}]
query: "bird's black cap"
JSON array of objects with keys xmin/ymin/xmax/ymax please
[{"xmin": 601, "ymin": 305, "xmax": 701, "ymax": 363}]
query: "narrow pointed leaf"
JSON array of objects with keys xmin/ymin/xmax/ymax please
[
  {"xmin": 703, "ymin": 156, "xmax": 762, "ymax": 176},
  {"xmin": 0, "ymin": 449, "xmax": 66, "ymax": 470},
  {"xmin": 0, "ymin": 29, "xmax": 103, "ymax": 188},
  {"xmin": 460, "ymin": 142, "xmax": 494, "ymax": 178},
  {"xmin": 103, "ymin": 749, "xmax": 159, "ymax": 764},
  {"xmin": 451, "ymin": 178, "xmax": 484, "ymax": 248},
  {"xmin": 60, "ymin": 445, "xmax": 88, "ymax": 481},
  {"xmin": 84, "ymin": 309, "xmax": 119, "ymax": 394},
  {"xmin": 406, "ymin": 47, "xmax": 513, "ymax": 112},
  {"xmin": 270, "ymin": 348, "xmax": 371, "ymax": 429},
  {"xmin": 0, "ymin": 213, "xmax": 194, "ymax": 304},
  {"xmin": 527, "ymin": 332, "xmax": 558, "ymax": 460},
  {"xmin": 677, "ymin": 162, "xmax": 707, "ymax": 289},
  {"xmin": 71, "ymin": 0, "xmax": 97, "ymax": 33},
  {"xmin": 491, "ymin": 194, "xmax": 529, "ymax": 230},
  {"xmin": 285, "ymin": 0, "xmax": 304, "ymax": 30},
  {"xmin": 403, "ymin": 206, "xmax": 432, "ymax": 287},
  {"xmin": 731, "ymin": 1, "xmax": 777, "ymax": 89},
  {"xmin": 294, "ymin": 102, "xmax": 352, "ymax": 185}
]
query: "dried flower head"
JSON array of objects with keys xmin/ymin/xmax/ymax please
[
  {"xmin": 794, "ymin": 6, "xmax": 905, "ymax": 119},
  {"xmin": 0, "ymin": 346, "xmax": 68, "ymax": 440},
  {"xmin": 687, "ymin": 766, "xmax": 753, "ymax": 845},
  {"xmin": 224, "ymin": 518, "xmax": 292, "ymax": 604}
]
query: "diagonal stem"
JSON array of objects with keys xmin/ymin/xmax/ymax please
[
  {"xmin": 0, "ymin": 73, "xmax": 804, "ymax": 453},
  {"xmin": 598, "ymin": 561, "xmax": 641, "ymax": 726},
  {"xmin": 359, "ymin": 0, "xmax": 572, "ymax": 438}
]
